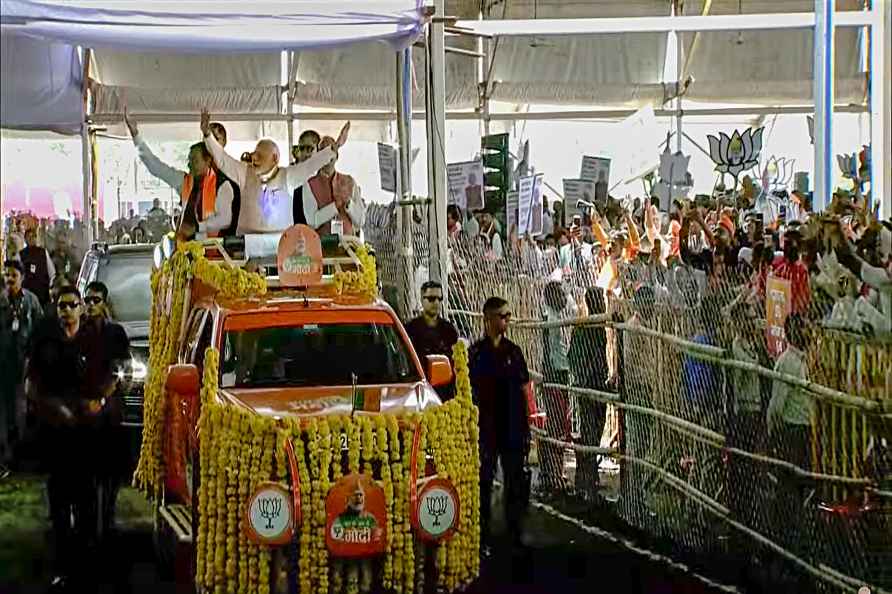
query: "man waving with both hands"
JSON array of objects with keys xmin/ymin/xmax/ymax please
[{"xmin": 199, "ymin": 107, "xmax": 352, "ymax": 234}]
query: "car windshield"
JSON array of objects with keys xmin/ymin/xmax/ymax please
[
  {"xmin": 220, "ymin": 323, "xmax": 420, "ymax": 388},
  {"xmin": 97, "ymin": 254, "xmax": 153, "ymax": 323}
]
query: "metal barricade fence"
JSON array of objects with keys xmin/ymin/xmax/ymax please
[{"xmin": 364, "ymin": 217, "xmax": 892, "ymax": 593}]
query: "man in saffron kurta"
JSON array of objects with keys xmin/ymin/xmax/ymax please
[
  {"xmin": 298, "ymin": 136, "xmax": 366, "ymax": 236},
  {"xmin": 125, "ymin": 110, "xmax": 239, "ymax": 239}
]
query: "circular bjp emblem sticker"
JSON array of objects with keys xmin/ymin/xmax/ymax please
[
  {"xmin": 415, "ymin": 478, "xmax": 459, "ymax": 543},
  {"xmin": 245, "ymin": 482, "xmax": 293, "ymax": 546},
  {"xmin": 325, "ymin": 473, "xmax": 387, "ymax": 558}
]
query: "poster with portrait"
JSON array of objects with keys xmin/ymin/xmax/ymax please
[
  {"xmin": 562, "ymin": 178, "xmax": 596, "ymax": 223},
  {"xmin": 447, "ymin": 160, "xmax": 485, "ymax": 212},
  {"xmin": 580, "ymin": 156, "xmax": 611, "ymax": 202},
  {"xmin": 325, "ymin": 473, "xmax": 387, "ymax": 558},
  {"xmin": 765, "ymin": 275, "xmax": 792, "ymax": 358},
  {"xmin": 505, "ymin": 190, "xmax": 519, "ymax": 240},
  {"xmin": 377, "ymin": 143, "xmax": 397, "ymax": 193},
  {"xmin": 517, "ymin": 174, "xmax": 544, "ymax": 237}
]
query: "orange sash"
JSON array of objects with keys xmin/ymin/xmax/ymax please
[{"xmin": 180, "ymin": 169, "xmax": 217, "ymax": 222}]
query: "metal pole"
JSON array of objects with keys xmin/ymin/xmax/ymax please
[
  {"xmin": 427, "ymin": 0, "xmax": 448, "ymax": 286},
  {"xmin": 814, "ymin": 0, "xmax": 835, "ymax": 212},
  {"xmin": 396, "ymin": 48, "xmax": 415, "ymax": 319},
  {"xmin": 871, "ymin": 0, "xmax": 890, "ymax": 219},
  {"xmin": 286, "ymin": 51, "xmax": 296, "ymax": 163},
  {"xmin": 673, "ymin": 2, "xmax": 683, "ymax": 153},
  {"xmin": 81, "ymin": 47, "xmax": 94, "ymax": 247}
]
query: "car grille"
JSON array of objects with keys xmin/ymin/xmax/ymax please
[{"xmin": 122, "ymin": 384, "xmax": 144, "ymax": 426}]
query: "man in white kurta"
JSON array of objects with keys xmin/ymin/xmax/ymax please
[
  {"xmin": 297, "ymin": 136, "xmax": 366, "ymax": 237},
  {"xmin": 201, "ymin": 109, "xmax": 348, "ymax": 234}
]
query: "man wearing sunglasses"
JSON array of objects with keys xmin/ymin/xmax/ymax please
[
  {"xmin": 28, "ymin": 284, "xmax": 129, "ymax": 590},
  {"xmin": 469, "ymin": 296, "xmax": 531, "ymax": 557},
  {"xmin": 292, "ymin": 130, "xmax": 321, "ymax": 225},
  {"xmin": 81, "ymin": 282, "xmax": 131, "ymax": 542},
  {"xmin": 404, "ymin": 281, "xmax": 458, "ymax": 401}
]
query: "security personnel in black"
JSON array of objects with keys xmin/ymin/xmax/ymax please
[
  {"xmin": 469, "ymin": 296, "xmax": 531, "ymax": 555},
  {"xmin": 28, "ymin": 285, "xmax": 127, "ymax": 591},
  {"xmin": 19, "ymin": 227, "xmax": 55, "ymax": 306}
]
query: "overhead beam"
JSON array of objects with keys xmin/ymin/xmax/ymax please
[
  {"xmin": 454, "ymin": 11, "xmax": 877, "ymax": 37},
  {"xmin": 89, "ymin": 104, "xmax": 869, "ymax": 125}
]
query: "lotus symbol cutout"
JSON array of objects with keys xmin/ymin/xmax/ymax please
[{"xmin": 707, "ymin": 128, "xmax": 764, "ymax": 181}]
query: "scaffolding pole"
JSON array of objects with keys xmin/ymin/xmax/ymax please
[
  {"xmin": 81, "ymin": 48, "xmax": 94, "ymax": 247},
  {"xmin": 813, "ymin": 0, "xmax": 835, "ymax": 212},
  {"xmin": 871, "ymin": 0, "xmax": 890, "ymax": 219},
  {"xmin": 426, "ymin": 0, "xmax": 448, "ymax": 286},
  {"xmin": 396, "ymin": 47, "xmax": 415, "ymax": 319}
]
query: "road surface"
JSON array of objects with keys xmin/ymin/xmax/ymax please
[{"xmin": 0, "ymin": 473, "xmax": 739, "ymax": 594}]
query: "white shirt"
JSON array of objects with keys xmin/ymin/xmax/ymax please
[
  {"xmin": 205, "ymin": 133, "xmax": 335, "ymax": 234},
  {"xmin": 301, "ymin": 176, "xmax": 366, "ymax": 232}
]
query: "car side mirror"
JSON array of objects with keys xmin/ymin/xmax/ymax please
[
  {"xmin": 425, "ymin": 355, "xmax": 453, "ymax": 388},
  {"xmin": 166, "ymin": 363, "xmax": 200, "ymax": 397}
]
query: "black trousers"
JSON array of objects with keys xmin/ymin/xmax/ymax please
[
  {"xmin": 43, "ymin": 425, "xmax": 102, "ymax": 576},
  {"xmin": 575, "ymin": 397, "xmax": 607, "ymax": 494},
  {"xmin": 480, "ymin": 440, "xmax": 530, "ymax": 547}
]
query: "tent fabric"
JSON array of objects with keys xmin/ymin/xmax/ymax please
[
  {"xmin": 0, "ymin": 32, "xmax": 83, "ymax": 133},
  {"xmin": 0, "ymin": 0, "xmax": 426, "ymax": 53}
]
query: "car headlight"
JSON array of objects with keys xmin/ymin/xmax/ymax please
[{"xmin": 131, "ymin": 357, "xmax": 148, "ymax": 382}]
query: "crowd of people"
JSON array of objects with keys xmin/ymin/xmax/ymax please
[
  {"xmin": 121, "ymin": 107, "xmax": 365, "ymax": 242},
  {"xmin": 404, "ymin": 181, "xmax": 891, "ymax": 569}
]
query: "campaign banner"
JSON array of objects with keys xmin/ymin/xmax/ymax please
[
  {"xmin": 517, "ymin": 174, "xmax": 544, "ymax": 237},
  {"xmin": 447, "ymin": 160, "xmax": 485, "ymax": 212},
  {"xmin": 562, "ymin": 178, "xmax": 596, "ymax": 222},
  {"xmin": 580, "ymin": 156, "xmax": 611, "ymax": 202},
  {"xmin": 505, "ymin": 190, "xmax": 519, "ymax": 238},
  {"xmin": 766, "ymin": 275, "xmax": 792, "ymax": 358},
  {"xmin": 377, "ymin": 143, "xmax": 397, "ymax": 193}
]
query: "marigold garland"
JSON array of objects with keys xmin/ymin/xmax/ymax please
[
  {"xmin": 150, "ymin": 245, "xmax": 478, "ymax": 594},
  {"xmin": 333, "ymin": 244, "xmax": 377, "ymax": 300}
]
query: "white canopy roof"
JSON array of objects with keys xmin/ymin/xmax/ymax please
[
  {"xmin": 0, "ymin": 0, "xmax": 426, "ymax": 132},
  {"xmin": 1, "ymin": 0, "xmax": 871, "ymax": 134}
]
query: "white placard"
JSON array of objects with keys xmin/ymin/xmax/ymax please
[
  {"xmin": 562, "ymin": 179, "xmax": 596, "ymax": 222},
  {"xmin": 516, "ymin": 176, "xmax": 534, "ymax": 237},
  {"xmin": 377, "ymin": 143, "xmax": 397, "ymax": 193},
  {"xmin": 505, "ymin": 190, "xmax": 519, "ymax": 238},
  {"xmin": 517, "ymin": 175, "xmax": 544, "ymax": 237},
  {"xmin": 447, "ymin": 160, "xmax": 485, "ymax": 212},
  {"xmin": 619, "ymin": 106, "xmax": 661, "ymax": 183}
]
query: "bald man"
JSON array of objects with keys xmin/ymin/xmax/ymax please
[{"xmin": 201, "ymin": 108, "xmax": 349, "ymax": 234}]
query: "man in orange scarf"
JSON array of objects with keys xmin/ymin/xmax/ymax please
[
  {"xmin": 124, "ymin": 109, "xmax": 238, "ymax": 239},
  {"xmin": 296, "ymin": 136, "xmax": 366, "ymax": 236}
]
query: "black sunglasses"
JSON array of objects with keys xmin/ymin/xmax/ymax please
[
  {"xmin": 296, "ymin": 144, "xmax": 316, "ymax": 152},
  {"xmin": 423, "ymin": 295, "xmax": 443, "ymax": 302},
  {"xmin": 85, "ymin": 296, "xmax": 104, "ymax": 305},
  {"xmin": 57, "ymin": 301, "xmax": 79, "ymax": 310}
]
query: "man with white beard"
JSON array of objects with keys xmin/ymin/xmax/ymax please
[{"xmin": 201, "ymin": 108, "xmax": 349, "ymax": 233}]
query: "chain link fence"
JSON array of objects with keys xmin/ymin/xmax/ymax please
[{"xmin": 365, "ymin": 204, "xmax": 892, "ymax": 593}]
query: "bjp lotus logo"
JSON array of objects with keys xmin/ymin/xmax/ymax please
[{"xmin": 707, "ymin": 128, "xmax": 764, "ymax": 182}]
